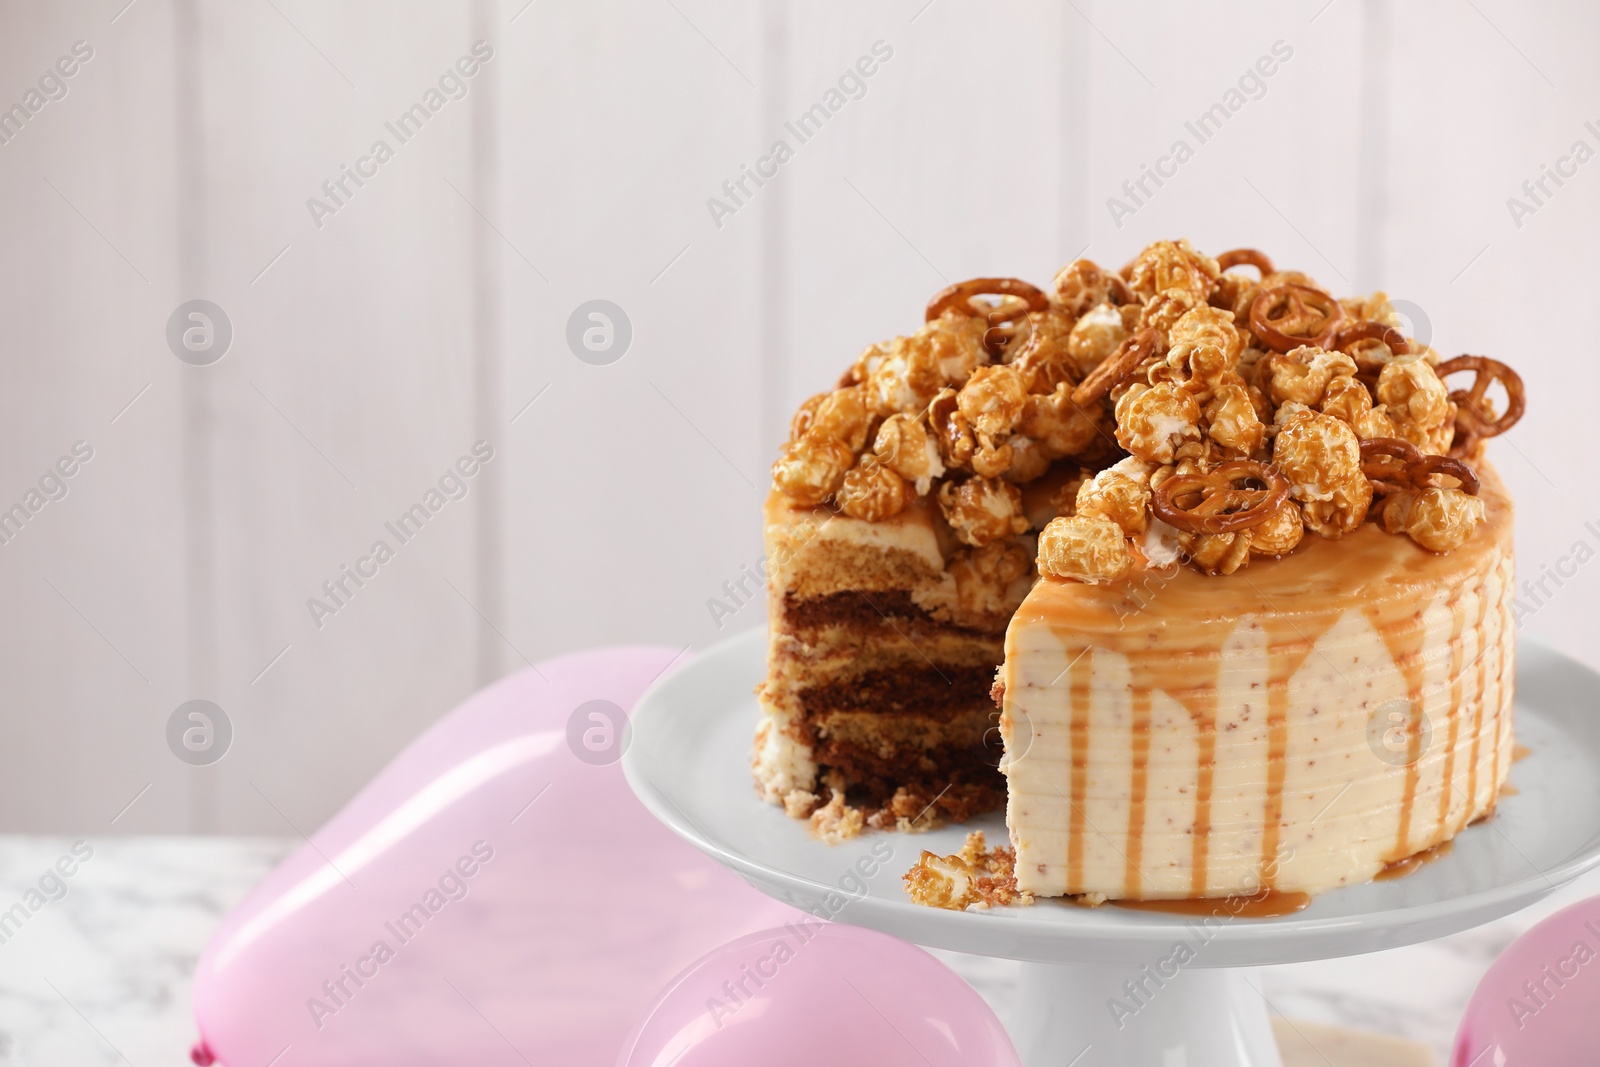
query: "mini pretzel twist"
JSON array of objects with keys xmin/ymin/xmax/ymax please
[
  {"xmin": 1435, "ymin": 355, "xmax": 1525, "ymax": 457},
  {"xmin": 1151, "ymin": 460, "xmax": 1291, "ymax": 535},
  {"xmin": 1335, "ymin": 320, "xmax": 1410, "ymax": 358},
  {"xmin": 1071, "ymin": 327, "xmax": 1159, "ymax": 407},
  {"xmin": 1249, "ymin": 283, "xmax": 1346, "ymax": 353},
  {"xmin": 926, "ymin": 278, "xmax": 1050, "ymax": 358},
  {"xmin": 1217, "ymin": 248, "xmax": 1274, "ymax": 276},
  {"xmin": 1359, "ymin": 437, "xmax": 1480, "ymax": 497}
]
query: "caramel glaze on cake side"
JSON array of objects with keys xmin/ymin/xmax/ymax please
[{"xmin": 1002, "ymin": 464, "xmax": 1513, "ymax": 901}]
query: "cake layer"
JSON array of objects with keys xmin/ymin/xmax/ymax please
[
  {"xmin": 756, "ymin": 490, "xmax": 1015, "ymax": 824},
  {"xmin": 1001, "ymin": 466, "xmax": 1514, "ymax": 899}
]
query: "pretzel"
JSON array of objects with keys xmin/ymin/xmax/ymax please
[
  {"xmin": 1151, "ymin": 460, "xmax": 1291, "ymax": 535},
  {"xmin": 1335, "ymin": 320, "xmax": 1410, "ymax": 358},
  {"xmin": 1249, "ymin": 283, "xmax": 1346, "ymax": 353},
  {"xmin": 1359, "ymin": 437, "xmax": 1480, "ymax": 497},
  {"xmin": 1217, "ymin": 248, "xmax": 1274, "ymax": 276},
  {"xmin": 1071, "ymin": 327, "xmax": 1159, "ymax": 407},
  {"xmin": 1435, "ymin": 355, "xmax": 1525, "ymax": 457},
  {"xmin": 925, "ymin": 278, "xmax": 1051, "ymax": 359}
]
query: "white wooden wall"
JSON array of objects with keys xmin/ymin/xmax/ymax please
[{"xmin": 0, "ymin": 0, "xmax": 1593, "ymax": 834}]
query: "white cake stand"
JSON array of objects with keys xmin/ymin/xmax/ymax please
[{"xmin": 623, "ymin": 629, "xmax": 1600, "ymax": 1067}]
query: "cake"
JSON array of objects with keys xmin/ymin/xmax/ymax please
[{"xmin": 753, "ymin": 239, "xmax": 1526, "ymax": 903}]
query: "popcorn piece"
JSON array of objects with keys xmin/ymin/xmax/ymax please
[
  {"xmin": 873, "ymin": 412, "xmax": 945, "ymax": 495},
  {"xmin": 1205, "ymin": 379, "xmax": 1266, "ymax": 455},
  {"xmin": 1021, "ymin": 382, "xmax": 1103, "ymax": 459},
  {"xmin": 970, "ymin": 435, "xmax": 1015, "ymax": 479},
  {"xmin": 835, "ymin": 456, "xmax": 912, "ymax": 522},
  {"xmin": 1267, "ymin": 346, "xmax": 1359, "ymax": 407},
  {"xmin": 928, "ymin": 388, "xmax": 976, "ymax": 470},
  {"xmin": 1115, "ymin": 381, "xmax": 1203, "ymax": 464},
  {"xmin": 1003, "ymin": 435, "xmax": 1052, "ymax": 484},
  {"xmin": 903, "ymin": 831, "xmax": 1033, "ymax": 911},
  {"xmin": 772, "ymin": 432, "xmax": 855, "ymax": 506},
  {"xmin": 1272, "ymin": 405, "xmax": 1370, "ymax": 536},
  {"xmin": 946, "ymin": 539, "xmax": 1034, "ymax": 620},
  {"xmin": 1169, "ymin": 305, "xmax": 1245, "ymax": 363},
  {"xmin": 789, "ymin": 392, "xmax": 827, "ymax": 441},
  {"xmin": 958, "ymin": 364, "xmax": 1029, "ymax": 438},
  {"xmin": 867, "ymin": 314, "xmax": 989, "ymax": 415},
  {"xmin": 1139, "ymin": 288, "xmax": 1205, "ymax": 340},
  {"xmin": 1381, "ymin": 488, "xmax": 1486, "ymax": 552},
  {"xmin": 938, "ymin": 476, "xmax": 1030, "ymax": 547},
  {"xmin": 811, "ymin": 385, "xmax": 875, "ymax": 452},
  {"xmin": 1320, "ymin": 374, "xmax": 1398, "ymax": 440},
  {"xmin": 1184, "ymin": 530, "xmax": 1252, "ymax": 575},
  {"xmin": 1075, "ymin": 458, "xmax": 1153, "ymax": 536},
  {"xmin": 1125, "ymin": 239, "xmax": 1220, "ymax": 302},
  {"xmin": 1050, "ymin": 258, "xmax": 1123, "ymax": 317},
  {"xmin": 1037, "ymin": 514, "xmax": 1133, "ymax": 583},
  {"xmin": 1378, "ymin": 360, "xmax": 1456, "ymax": 454},
  {"xmin": 1008, "ymin": 309, "xmax": 1078, "ymax": 393},
  {"xmin": 1065, "ymin": 303, "xmax": 1128, "ymax": 379},
  {"xmin": 1249, "ymin": 500, "xmax": 1306, "ymax": 557}
]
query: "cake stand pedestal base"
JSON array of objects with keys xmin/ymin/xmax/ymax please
[{"xmin": 1009, "ymin": 960, "xmax": 1280, "ymax": 1067}]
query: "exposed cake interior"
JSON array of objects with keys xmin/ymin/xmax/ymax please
[{"xmin": 754, "ymin": 491, "xmax": 1033, "ymax": 832}]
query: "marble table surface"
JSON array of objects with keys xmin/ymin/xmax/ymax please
[{"xmin": 0, "ymin": 835, "xmax": 1594, "ymax": 1066}]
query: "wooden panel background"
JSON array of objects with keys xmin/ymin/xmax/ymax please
[{"xmin": 0, "ymin": 0, "xmax": 1592, "ymax": 834}]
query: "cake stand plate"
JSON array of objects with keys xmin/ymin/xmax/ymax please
[{"xmin": 624, "ymin": 629, "xmax": 1600, "ymax": 1067}]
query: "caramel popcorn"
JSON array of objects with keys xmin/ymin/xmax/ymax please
[
  {"xmin": 811, "ymin": 385, "xmax": 875, "ymax": 452},
  {"xmin": 1075, "ymin": 458, "xmax": 1153, "ymax": 536},
  {"xmin": 946, "ymin": 539, "xmax": 1034, "ymax": 619},
  {"xmin": 1184, "ymin": 529, "xmax": 1252, "ymax": 575},
  {"xmin": 1064, "ymin": 303, "xmax": 1128, "ymax": 379},
  {"xmin": 1036, "ymin": 514, "xmax": 1133, "ymax": 583},
  {"xmin": 1168, "ymin": 305, "xmax": 1245, "ymax": 363},
  {"xmin": 1248, "ymin": 499, "xmax": 1305, "ymax": 556},
  {"xmin": 958, "ymin": 364, "xmax": 1029, "ymax": 438},
  {"xmin": 1377, "ymin": 360, "xmax": 1454, "ymax": 453},
  {"xmin": 1020, "ymin": 382, "xmax": 1102, "ymax": 459},
  {"xmin": 1267, "ymin": 346, "xmax": 1359, "ymax": 408},
  {"xmin": 771, "ymin": 239, "xmax": 1522, "ymax": 576},
  {"xmin": 1320, "ymin": 373, "xmax": 1398, "ymax": 440},
  {"xmin": 835, "ymin": 456, "xmax": 912, "ymax": 522},
  {"xmin": 1125, "ymin": 239, "xmax": 1220, "ymax": 302},
  {"xmin": 1381, "ymin": 488, "xmax": 1486, "ymax": 552},
  {"xmin": 873, "ymin": 412, "xmax": 945, "ymax": 495},
  {"xmin": 1115, "ymin": 381, "xmax": 1202, "ymax": 464},
  {"xmin": 903, "ymin": 832, "xmax": 1033, "ymax": 911},
  {"xmin": 1050, "ymin": 258, "xmax": 1124, "ymax": 317},
  {"xmin": 939, "ymin": 476, "xmax": 1030, "ymax": 547},
  {"xmin": 772, "ymin": 432, "xmax": 854, "ymax": 507},
  {"xmin": 1205, "ymin": 380, "xmax": 1266, "ymax": 455},
  {"xmin": 1272, "ymin": 405, "xmax": 1370, "ymax": 536},
  {"xmin": 928, "ymin": 388, "xmax": 977, "ymax": 470}
]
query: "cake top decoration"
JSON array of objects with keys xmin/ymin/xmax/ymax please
[{"xmin": 770, "ymin": 239, "xmax": 1525, "ymax": 581}]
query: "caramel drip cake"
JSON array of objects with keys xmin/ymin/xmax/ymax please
[{"xmin": 754, "ymin": 239, "xmax": 1526, "ymax": 902}]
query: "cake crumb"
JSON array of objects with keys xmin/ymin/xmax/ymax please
[
  {"xmin": 782, "ymin": 789, "xmax": 820, "ymax": 818},
  {"xmin": 903, "ymin": 831, "xmax": 1035, "ymax": 910},
  {"xmin": 809, "ymin": 790, "xmax": 865, "ymax": 843}
]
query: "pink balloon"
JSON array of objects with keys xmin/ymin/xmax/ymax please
[
  {"xmin": 1453, "ymin": 894, "xmax": 1600, "ymax": 1065},
  {"xmin": 618, "ymin": 922, "xmax": 1021, "ymax": 1067},
  {"xmin": 192, "ymin": 646, "xmax": 802, "ymax": 1067}
]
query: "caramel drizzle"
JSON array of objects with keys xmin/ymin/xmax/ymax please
[
  {"xmin": 1369, "ymin": 605, "xmax": 1430, "ymax": 862},
  {"xmin": 1066, "ymin": 651, "xmax": 1093, "ymax": 895},
  {"xmin": 1190, "ymin": 702, "xmax": 1217, "ymax": 897},
  {"xmin": 1465, "ymin": 591, "xmax": 1490, "ymax": 816},
  {"xmin": 1125, "ymin": 689, "xmax": 1152, "ymax": 898},
  {"xmin": 1433, "ymin": 595, "xmax": 1469, "ymax": 838}
]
